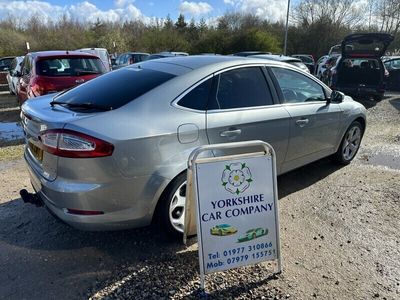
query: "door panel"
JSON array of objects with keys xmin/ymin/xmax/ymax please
[
  {"xmin": 283, "ymin": 102, "xmax": 342, "ymax": 163},
  {"xmin": 269, "ymin": 66, "xmax": 343, "ymax": 172},
  {"xmin": 206, "ymin": 107, "xmax": 291, "ymax": 172}
]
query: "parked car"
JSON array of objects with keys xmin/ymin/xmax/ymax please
[
  {"xmin": 292, "ymin": 54, "xmax": 315, "ymax": 73},
  {"xmin": 237, "ymin": 228, "xmax": 268, "ymax": 243},
  {"xmin": 329, "ymin": 33, "xmax": 394, "ymax": 101},
  {"xmin": 76, "ymin": 48, "xmax": 112, "ymax": 72},
  {"xmin": 383, "ymin": 56, "xmax": 400, "ymax": 91},
  {"xmin": 112, "ymin": 52, "xmax": 149, "ymax": 70},
  {"xmin": 146, "ymin": 51, "xmax": 189, "ymax": 60},
  {"xmin": 319, "ymin": 56, "xmax": 339, "ymax": 83},
  {"xmin": 16, "ymin": 50, "xmax": 106, "ymax": 105},
  {"xmin": 20, "ymin": 55, "xmax": 366, "ymax": 237},
  {"xmin": 315, "ymin": 55, "xmax": 329, "ymax": 77},
  {"xmin": 328, "ymin": 44, "xmax": 341, "ymax": 56},
  {"xmin": 250, "ymin": 54, "xmax": 310, "ymax": 73},
  {"xmin": 0, "ymin": 56, "xmax": 15, "ymax": 84},
  {"xmin": 233, "ymin": 51, "xmax": 272, "ymax": 57},
  {"xmin": 6, "ymin": 56, "xmax": 24, "ymax": 95}
]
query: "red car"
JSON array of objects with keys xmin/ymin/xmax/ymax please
[{"xmin": 17, "ymin": 51, "xmax": 106, "ymax": 105}]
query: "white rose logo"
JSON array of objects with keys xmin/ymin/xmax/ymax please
[{"xmin": 221, "ymin": 162, "xmax": 253, "ymax": 195}]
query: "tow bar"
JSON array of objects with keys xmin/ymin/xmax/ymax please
[{"xmin": 20, "ymin": 189, "xmax": 43, "ymax": 207}]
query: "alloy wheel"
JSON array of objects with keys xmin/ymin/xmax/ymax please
[
  {"xmin": 342, "ymin": 125, "xmax": 362, "ymax": 161},
  {"xmin": 168, "ymin": 181, "xmax": 187, "ymax": 233}
]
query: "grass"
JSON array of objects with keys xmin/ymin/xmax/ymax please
[{"xmin": 0, "ymin": 144, "xmax": 24, "ymax": 161}]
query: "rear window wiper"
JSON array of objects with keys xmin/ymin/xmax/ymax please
[{"xmin": 50, "ymin": 101, "xmax": 113, "ymax": 111}]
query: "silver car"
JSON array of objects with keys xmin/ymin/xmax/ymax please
[{"xmin": 20, "ymin": 56, "xmax": 366, "ymax": 236}]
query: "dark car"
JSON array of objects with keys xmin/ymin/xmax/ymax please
[
  {"xmin": 383, "ymin": 56, "xmax": 400, "ymax": 91},
  {"xmin": 0, "ymin": 56, "xmax": 15, "ymax": 84},
  {"xmin": 292, "ymin": 54, "xmax": 315, "ymax": 74},
  {"xmin": 329, "ymin": 33, "xmax": 394, "ymax": 101},
  {"xmin": 232, "ymin": 51, "xmax": 272, "ymax": 57},
  {"xmin": 146, "ymin": 51, "xmax": 189, "ymax": 60},
  {"xmin": 112, "ymin": 52, "xmax": 149, "ymax": 70},
  {"xmin": 16, "ymin": 51, "xmax": 106, "ymax": 105}
]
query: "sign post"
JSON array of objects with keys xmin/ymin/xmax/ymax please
[{"xmin": 184, "ymin": 140, "xmax": 281, "ymax": 292}]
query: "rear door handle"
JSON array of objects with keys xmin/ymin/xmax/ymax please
[
  {"xmin": 220, "ymin": 129, "xmax": 242, "ymax": 137},
  {"xmin": 295, "ymin": 118, "xmax": 309, "ymax": 127}
]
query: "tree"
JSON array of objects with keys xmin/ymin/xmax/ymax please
[
  {"xmin": 175, "ymin": 14, "xmax": 187, "ymax": 30},
  {"xmin": 164, "ymin": 14, "xmax": 174, "ymax": 30}
]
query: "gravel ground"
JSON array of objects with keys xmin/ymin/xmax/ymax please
[{"xmin": 0, "ymin": 93, "xmax": 399, "ymax": 299}]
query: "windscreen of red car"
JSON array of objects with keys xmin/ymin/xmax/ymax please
[{"xmin": 37, "ymin": 57, "xmax": 105, "ymax": 76}]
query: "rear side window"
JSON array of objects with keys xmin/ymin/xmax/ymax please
[
  {"xmin": 37, "ymin": 57, "xmax": 105, "ymax": 76},
  {"xmin": 209, "ymin": 67, "xmax": 274, "ymax": 110},
  {"xmin": 178, "ymin": 78, "xmax": 212, "ymax": 110},
  {"xmin": 53, "ymin": 67, "xmax": 176, "ymax": 110}
]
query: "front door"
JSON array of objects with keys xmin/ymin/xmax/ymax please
[{"xmin": 269, "ymin": 67, "xmax": 343, "ymax": 172}]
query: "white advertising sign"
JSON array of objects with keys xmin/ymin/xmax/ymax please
[{"xmin": 194, "ymin": 154, "xmax": 279, "ymax": 274}]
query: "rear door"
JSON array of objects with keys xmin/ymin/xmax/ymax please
[
  {"xmin": 205, "ymin": 66, "xmax": 291, "ymax": 173},
  {"xmin": 269, "ymin": 66, "xmax": 343, "ymax": 173}
]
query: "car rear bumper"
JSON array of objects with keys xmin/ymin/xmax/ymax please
[{"xmin": 24, "ymin": 151, "xmax": 169, "ymax": 231}]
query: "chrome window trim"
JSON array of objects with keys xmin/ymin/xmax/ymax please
[{"xmin": 172, "ymin": 63, "xmax": 317, "ymax": 113}]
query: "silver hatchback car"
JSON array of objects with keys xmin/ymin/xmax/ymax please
[{"xmin": 21, "ymin": 56, "xmax": 366, "ymax": 236}]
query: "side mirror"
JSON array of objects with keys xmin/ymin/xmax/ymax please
[{"xmin": 328, "ymin": 90, "xmax": 344, "ymax": 104}]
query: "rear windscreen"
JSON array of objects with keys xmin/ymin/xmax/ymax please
[
  {"xmin": 53, "ymin": 67, "xmax": 176, "ymax": 110},
  {"xmin": 37, "ymin": 57, "xmax": 105, "ymax": 76}
]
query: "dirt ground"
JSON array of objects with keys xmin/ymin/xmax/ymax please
[{"xmin": 0, "ymin": 93, "xmax": 399, "ymax": 299}]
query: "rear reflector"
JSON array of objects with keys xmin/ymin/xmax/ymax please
[
  {"xmin": 66, "ymin": 208, "xmax": 104, "ymax": 215},
  {"xmin": 39, "ymin": 129, "xmax": 114, "ymax": 158}
]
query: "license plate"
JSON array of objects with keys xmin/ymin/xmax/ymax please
[{"xmin": 29, "ymin": 142, "xmax": 43, "ymax": 162}]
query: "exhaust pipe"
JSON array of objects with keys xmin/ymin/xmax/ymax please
[{"xmin": 20, "ymin": 189, "xmax": 43, "ymax": 207}]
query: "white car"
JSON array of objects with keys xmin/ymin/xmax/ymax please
[
  {"xmin": 6, "ymin": 56, "xmax": 24, "ymax": 95},
  {"xmin": 76, "ymin": 48, "xmax": 112, "ymax": 72}
]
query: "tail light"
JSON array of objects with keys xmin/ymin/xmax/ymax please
[
  {"xmin": 39, "ymin": 129, "xmax": 114, "ymax": 158},
  {"xmin": 31, "ymin": 77, "xmax": 57, "ymax": 97}
]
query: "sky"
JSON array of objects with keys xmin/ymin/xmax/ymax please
[{"xmin": 0, "ymin": 0, "xmax": 299, "ymax": 25}]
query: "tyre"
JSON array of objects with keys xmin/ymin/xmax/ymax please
[
  {"xmin": 159, "ymin": 172, "xmax": 187, "ymax": 238},
  {"xmin": 334, "ymin": 121, "xmax": 363, "ymax": 164}
]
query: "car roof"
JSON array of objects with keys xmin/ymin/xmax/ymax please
[
  {"xmin": 233, "ymin": 51, "xmax": 271, "ymax": 56},
  {"xmin": 28, "ymin": 50, "xmax": 99, "ymax": 59},
  {"xmin": 77, "ymin": 48, "xmax": 108, "ymax": 51},
  {"xmin": 250, "ymin": 54, "xmax": 302, "ymax": 63},
  {"xmin": 133, "ymin": 55, "xmax": 305, "ymax": 79},
  {"xmin": 383, "ymin": 56, "xmax": 400, "ymax": 61}
]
